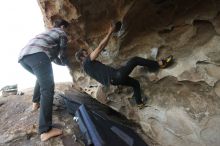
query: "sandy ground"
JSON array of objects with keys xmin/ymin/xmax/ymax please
[{"xmin": 0, "ymin": 82, "xmax": 83, "ymax": 146}]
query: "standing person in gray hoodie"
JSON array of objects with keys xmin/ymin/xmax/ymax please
[{"xmin": 18, "ymin": 19, "xmax": 69, "ymax": 141}]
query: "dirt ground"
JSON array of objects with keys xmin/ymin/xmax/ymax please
[{"xmin": 0, "ymin": 82, "xmax": 83, "ymax": 146}]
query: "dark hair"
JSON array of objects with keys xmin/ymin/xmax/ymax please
[
  {"xmin": 53, "ymin": 19, "xmax": 69, "ymax": 28},
  {"xmin": 75, "ymin": 48, "xmax": 87, "ymax": 62}
]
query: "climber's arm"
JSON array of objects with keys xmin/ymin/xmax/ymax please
[{"xmin": 89, "ymin": 25, "xmax": 114, "ymax": 61}]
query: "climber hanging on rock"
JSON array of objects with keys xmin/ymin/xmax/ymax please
[
  {"xmin": 75, "ymin": 22, "xmax": 174, "ymax": 108},
  {"xmin": 18, "ymin": 19, "xmax": 70, "ymax": 141}
]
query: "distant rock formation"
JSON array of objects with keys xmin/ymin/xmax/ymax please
[{"xmin": 37, "ymin": 0, "xmax": 220, "ymax": 145}]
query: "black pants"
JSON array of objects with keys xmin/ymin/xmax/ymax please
[
  {"xmin": 19, "ymin": 52, "xmax": 54, "ymax": 134},
  {"xmin": 111, "ymin": 57, "xmax": 159, "ymax": 104}
]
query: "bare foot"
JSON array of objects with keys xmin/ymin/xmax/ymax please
[
  {"xmin": 40, "ymin": 128, "xmax": 63, "ymax": 141},
  {"xmin": 32, "ymin": 102, "xmax": 40, "ymax": 111}
]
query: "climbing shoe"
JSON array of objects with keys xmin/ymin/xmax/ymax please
[{"xmin": 159, "ymin": 55, "xmax": 174, "ymax": 68}]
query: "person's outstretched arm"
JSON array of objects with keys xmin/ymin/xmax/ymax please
[{"xmin": 89, "ymin": 25, "xmax": 114, "ymax": 61}]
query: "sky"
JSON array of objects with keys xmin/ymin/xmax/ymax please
[{"xmin": 0, "ymin": 0, "xmax": 72, "ymax": 90}]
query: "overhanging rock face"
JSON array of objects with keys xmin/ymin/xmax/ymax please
[{"xmin": 38, "ymin": 0, "xmax": 220, "ymax": 145}]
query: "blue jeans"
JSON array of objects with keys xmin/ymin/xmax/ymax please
[{"xmin": 19, "ymin": 52, "xmax": 54, "ymax": 134}]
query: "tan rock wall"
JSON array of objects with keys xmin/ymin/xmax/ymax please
[{"xmin": 38, "ymin": 0, "xmax": 220, "ymax": 145}]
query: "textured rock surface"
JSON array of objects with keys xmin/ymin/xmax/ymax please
[{"xmin": 37, "ymin": 0, "xmax": 220, "ymax": 145}]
